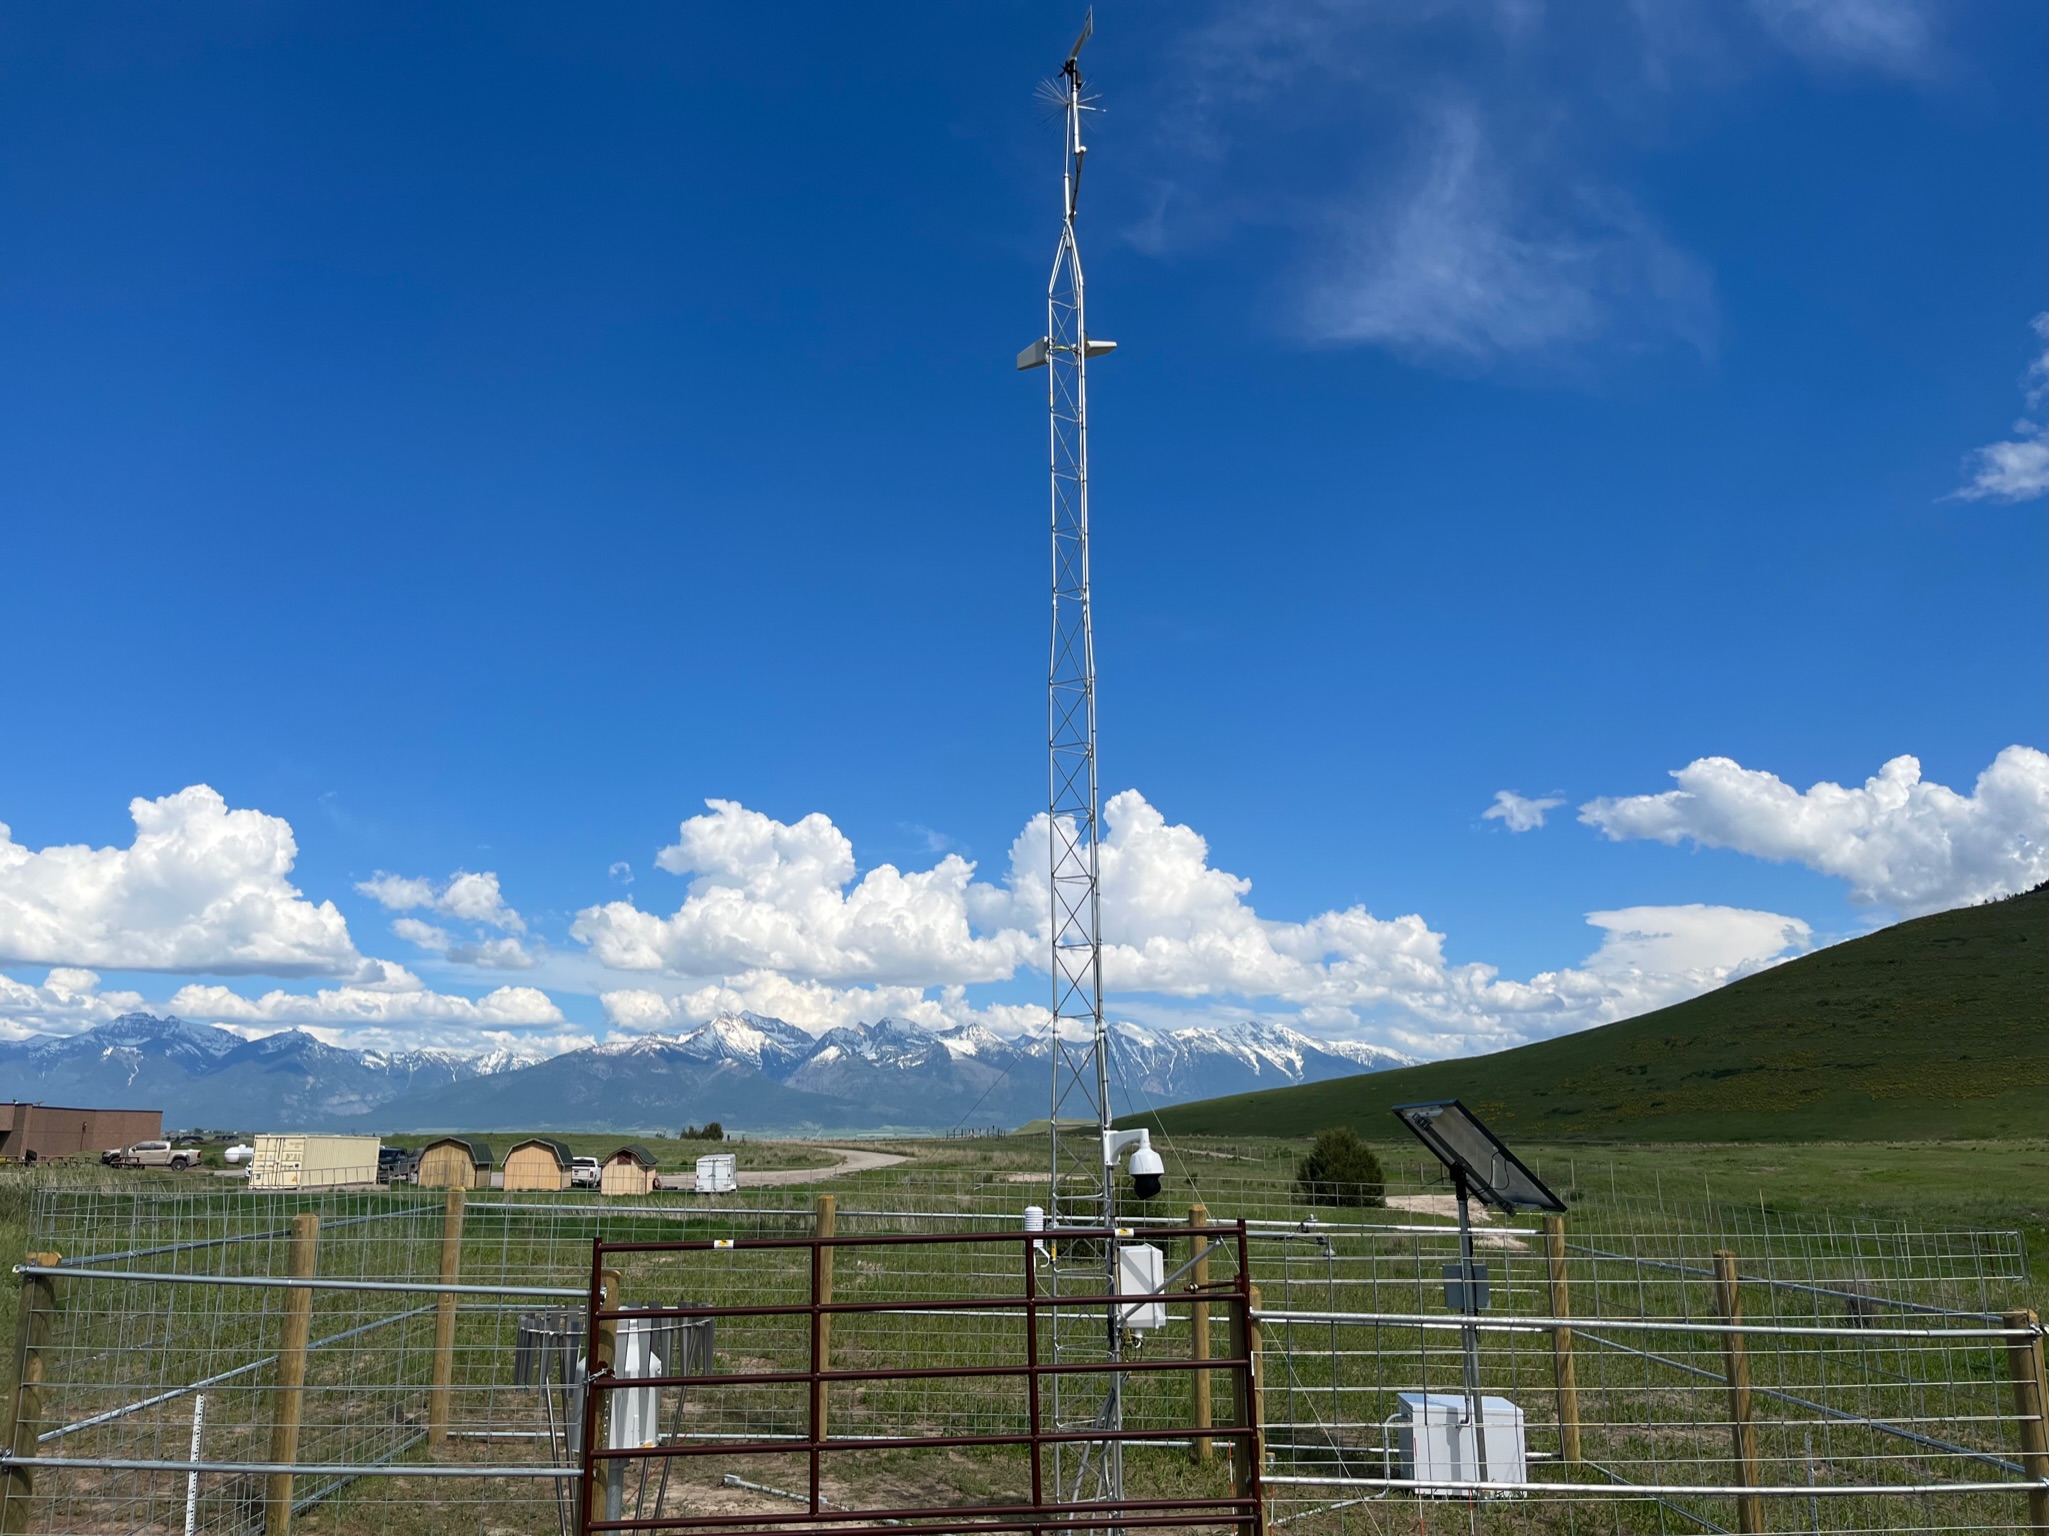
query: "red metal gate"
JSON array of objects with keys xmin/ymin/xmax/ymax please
[{"xmin": 575, "ymin": 1221, "xmax": 1264, "ymax": 1536}]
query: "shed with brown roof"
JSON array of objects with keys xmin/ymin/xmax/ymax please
[
  {"xmin": 600, "ymin": 1143, "xmax": 659, "ymax": 1197},
  {"xmin": 502, "ymin": 1137, "xmax": 573, "ymax": 1191}
]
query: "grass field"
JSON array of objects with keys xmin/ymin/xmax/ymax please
[
  {"xmin": 1140, "ymin": 884, "xmax": 2048, "ymax": 1145},
  {"xmin": 7, "ymin": 1130, "xmax": 2042, "ymax": 1408}
]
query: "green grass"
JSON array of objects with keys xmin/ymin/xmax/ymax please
[
  {"xmin": 4, "ymin": 1134, "xmax": 2042, "ymax": 1535},
  {"xmin": 1140, "ymin": 884, "xmax": 2048, "ymax": 1145}
]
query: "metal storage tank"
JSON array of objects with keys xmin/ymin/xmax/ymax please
[
  {"xmin": 416, "ymin": 1136, "xmax": 493, "ymax": 1189},
  {"xmin": 501, "ymin": 1137, "xmax": 572, "ymax": 1191},
  {"xmin": 248, "ymin": 1134, "xmax": 382, "ymax": 1191},
  {"xmin": 599, "ymin": 1144, "xmax": 659, "ymax": 1197}
]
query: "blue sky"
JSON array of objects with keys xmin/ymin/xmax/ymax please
[{"xmin": 2, "ymin": 2, "xmax": 2043, "ymax": 1061}]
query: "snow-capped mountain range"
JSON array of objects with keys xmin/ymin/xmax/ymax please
[{"xmin": 0, "ymin": 1011, "xmax": 1409, "ymax": 1135}]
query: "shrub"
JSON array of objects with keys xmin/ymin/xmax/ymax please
[
  {"xmin": 678, "ymin": 1123, "xmax": 726, "ymax": 1142},
  {"xmin": 1295, "ymin": 1127, "xmax": 1385, "ymax": 1208}
]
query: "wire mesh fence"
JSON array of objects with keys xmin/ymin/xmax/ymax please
[{"xmin": 1, "ymin": 1168, "xmax": 2041, "ymax": 1535}]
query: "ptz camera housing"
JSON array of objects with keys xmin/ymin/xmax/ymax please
[{"xmin": 1104, "ymin": 1127, "xmax": 1165, "ymax": 1201}]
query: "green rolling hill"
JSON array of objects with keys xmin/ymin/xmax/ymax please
[{"xmin": 1141, "ymin": 885, "xmax": 2047, "ymax": 1143}]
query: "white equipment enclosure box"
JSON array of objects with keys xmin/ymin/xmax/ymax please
[
  {"xmin": 694, "ymin": 1154, "xmax": 737, "ymax": 1194},
  {"xmin": 1393, "ymin": 1393, "xmax": 1527, "ymax": 1494},
  {"xmin": 250, "ymin": 1134, "xmax": 382, "ymax": 1191},
  {"xmin": 1116, "ymin": 1243, "xmax": 1167, "ymax": 1332}
]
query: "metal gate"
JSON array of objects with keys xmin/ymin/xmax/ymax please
[{"xmin": 573, "ymin": 1220, "xmax": 1265, "ymax": 1536}]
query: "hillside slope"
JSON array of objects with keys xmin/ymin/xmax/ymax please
[{"xmin": 1143, "ymin": 885, "xmax": 2047, "ymax": 1143}]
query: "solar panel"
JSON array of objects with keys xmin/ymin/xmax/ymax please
[{"xmin": 1392, "ymin": 1099, "xmax": 1566, "ymax": 1214}]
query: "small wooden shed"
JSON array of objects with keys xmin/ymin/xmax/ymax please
[
  {"xmin": 599, "ymin": 1144, "xmax": 659, "ymax": 1197},
  {"xmin": 502, "ymin": 1137, "xmax": 572, "ymax": 1192},
  {"xmin": 416, "ymin": 1137, "xmax": 493, "ymax": 1190}
]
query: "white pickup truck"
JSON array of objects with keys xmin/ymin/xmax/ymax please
[
  {"xmin": 107, "ymin": 1140, "xmax": 202, "ymax": 1170},
  {"xmin": 569, "ymin": 1156, "xmax": 602, "ymax": 1189}
]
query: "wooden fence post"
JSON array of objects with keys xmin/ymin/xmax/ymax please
[
  {"xmin": 0, "ymin": 1252, "xmax": 59, "ymax": 1536},
  {"xmin": 429, "ymin": 1186, "xmax": 464, "ymax": 1448},
  {"xmin": 813, "ymin": 1194, "xmax": 836, "ymax": 1448},
  {"xmin": 585, "ymin": 1268, "xmax": 621, "ymax": 1531},
  {"xmin": 265, "ymin": 1213, "xmax": 320, "ymax": 1536},
  {"xmin": 1543, "ymin": 1215, "xmax": 1581, "ymax": 1467},
  {"xmin": 1189, "ymin": 1203, "xmax": 1212, "ymax": 1464},
  {"xmin": 1229, "ymin": 1284, "xmax": 1267, "ymax": 1536},
  {"xmin": 1712, "ymin": 1250, "xmax": 1763, "ymax": 1535},
  {"xmin": 2002, "ymin": 1308, "xmax": 2049, "ymax": 1533}
]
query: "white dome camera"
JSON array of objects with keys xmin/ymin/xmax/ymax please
[{"xmin": 1104, "ymin": 1126, "xmax": 1165, "ymax": 1201}]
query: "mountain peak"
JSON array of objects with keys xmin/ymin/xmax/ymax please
[
  {"xmin": 2, "ymin": 1010, "xmax": 1407, "ymax": 1135},
  {"xmin": 90, "ymin": 1012, "xmax": 238, "ymax": 1056}
]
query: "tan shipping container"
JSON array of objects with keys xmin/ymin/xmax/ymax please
[{"xmin": 249, "ymin": 1133, "xmax": 382, "ymax": 1191}]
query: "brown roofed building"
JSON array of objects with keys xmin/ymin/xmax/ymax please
[
  {"xmin": 417, "ymin": 1137, "xmax": 494, "ymax": 1189},
  {"xmin": 599, "ymin": 1144, "xmax": 659, "ymax": 1197},
  {"xmin": 502, "ymin": 1137, "xmax": 573, "ymax": 1191}
]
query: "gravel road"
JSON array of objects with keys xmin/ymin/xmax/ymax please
[{"xmin": 735, "ymin": 1147, "xmax": 910, "ymax": 1188}]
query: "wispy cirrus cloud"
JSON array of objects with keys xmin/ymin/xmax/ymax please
[
  {"xmin": 1133, "ymin": 0, "xmax": 1944, "ymax": 371},
  {"xmin": 1747, "ymin": 0, "xmax": 1938, "ymax": 77},
  {"xmin": 1298, "ymin": 99, "xmax": 1714, "ymax": 367}
]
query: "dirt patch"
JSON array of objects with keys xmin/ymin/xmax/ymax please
[{"xmin": 1385, "ymin": 1194, "xmax": 1529, "ymax": 1251}]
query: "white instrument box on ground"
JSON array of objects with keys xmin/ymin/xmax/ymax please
[{"xmin": 1392, "ymin": 1392, "xmax": 1527, "ymax": 1494}]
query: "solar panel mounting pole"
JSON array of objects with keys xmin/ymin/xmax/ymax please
[
  {"xmin": 1016, "ymin": 9, "xmax": 1124, "ymax": 1525},
  {"xmin": 1452, "ymin": 1169, "xmax": 1489, "ymax": 1484}
]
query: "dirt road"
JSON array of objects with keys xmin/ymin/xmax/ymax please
[{"xmin": 736, "ymin": 1147, "xmax": 910, "ymax": 1188}]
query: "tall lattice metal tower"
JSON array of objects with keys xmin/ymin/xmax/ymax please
[{"xmin": 1015, "ymin": 9, "xmax": 1126, "ymax": 1517}]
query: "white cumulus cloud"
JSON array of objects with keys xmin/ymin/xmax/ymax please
[
  {"xmin": 357, "ymin": 867, "xmax": 533, "ymax": 967},
  {"xmin": 1950, "ymin": 314, "xmax": 2049, "ymax": 504},
  {"xmin": 0, "ymin": 968, "xmax": 147, "ymax": 1040},
  {"xmin": 571, "ymin": 799, "xmax": 1032, "ymax": 986},
  {"xmin": 1483, "ymin": 790, "xmax": 1565, "ymax": 832},
  {"xmin": 167, "ymin": 979, "xmax": 563, "ymax": 1030},
  {"xmin": 0, "ymin": 786, "xmax": 370, "ymax": 977},
  {"xmin": 1579, "ymin": 746, "xmax": 2049, "ymax": 915},
  {"xmin": 357, "ymin": 869, "xmax": 525, "ymax": 930},
  {"xmin": 577, "ymin": 788, "xmax": 1813, "ymax": 1058}
]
